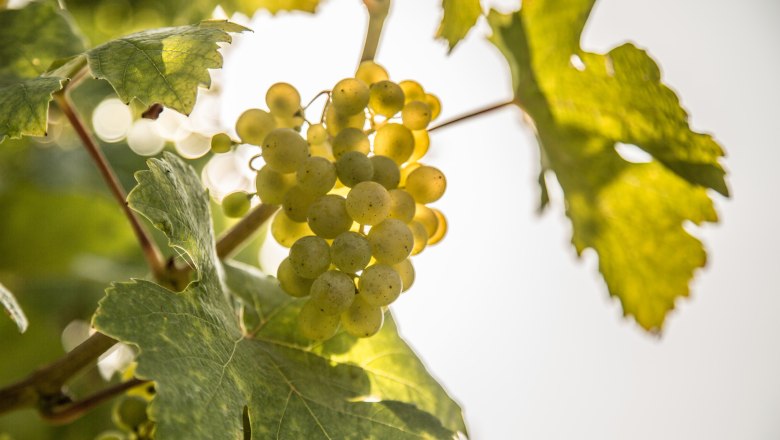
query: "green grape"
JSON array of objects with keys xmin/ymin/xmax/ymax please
[
  {"xmin": 399, "ymin": 80, "xmax": 425, "ymax": 103},
  {"xmin": 277, "ymin": 257, "xmax": 313, "ymax": 297},
  {"xmin": 325, "ymin": 104, "xmax": 366, "ymax": 136},
  {"xmin": 393, "ymin": 259, "xmax": 415, "ymax": 292},
  {"xmin": 428, "ymin": 208, "xmax": 447, "ymax": 245},
  {"xmin": 307, "ymin": 195, "xmax": 353, "ymax": 239},
  {"xmin": 336, "ymin": 151, "xmax": 374, "ymax": 188},
  {"xmin": 387, "ymin": 189, "xmax": 416, "ymax": 223},
  {"xmin": 283, "ymin": 186, "xmax": 317, "ymax": 222},
  {"xmin": 368, "ymin": 80, "xmax": 405, "ymax": 117},
  {"xmin": 399, "ymin": 162, "xmax": 421, "ymax": 187},
  {"xmin": 332, "ymin": 127, "xmax": 370, "ymax": 158},
  {"xmin": 310, "ymin": 141, "xmax": 335, "ymax": 161},
  {"xmin": 413, "ymin": 203, "xmax": 439, "ymax": 237},
  {"xmin": 340, "ymin": 296, "xmax": 384, "ymax": 338},
  {"xmin": 255, "ymin": 165, "xmax": 296, "ymax": 205},
  {"xmin": 410, "ymin": 130, "xmax": 430, "ymax": 162},
  {"xmin": 370, "ymin": 155, "xmax": 400, "ymax": 189},
  {"xmin": 367, "ymin": 218, "xmax": 413, "ymax": 264},
  {"xmin": 358, "ymin": 264, "xmax": 402, "ymax": 307},
  {"xmin": 235, "ymin": 109, "xmax": 277, "ymax": 145},
  {"xmin": 374, "ymin": 123, "xmax": 414, "ymax": 165},
  {"xmin": 274, "ymin": 112, "xmax": 305, "ymax": 131},
  {"xmin": 221, "ymin": 191, "xmax": 251, "ymax": 218},
  {"xmin": 297, "ymin": 156, "xmax": 337, "ymax": 196},
  {"xmin": 266, "ymin": 82, "xmax": 301, "ymax": 117},
  {"xmin": 298, "ymin": 300, "xmax": 340, "ymax": 340},
  {"xmin": 401, "ymin": 100, "xmax": 432, "ymax": 130},
  {"xmin": 271, "ymin": 211, "xmax": 313, "ymax": 247},
  {"xmin": 262, "ymin": 128, "xmax": 310, "ymax": 173},
  {"xmin": 331, "ymin": 78, "xmax": 370, "ymax": 116},
  {"xmin": 289, "ymin": 236, "xmax": 331, "ymax": 279},
  {"xmin": 356, "ymin": 60, "xmax": 389, "ymax": 86},
  {"xmin": 331, "ymin": 231, "xmax": 371, "ymax": 273},
  {"xmin": 307, "ymin": 123, "xmax": 328, "ymax": 144},
  {"xmin": 346, "ymin": 181, "xmax": 391, "ymax": 225},
  {"xmin": 405, "ymin": 165, "xmax": 446, "ymax": 203},
  {"xmin": 424, "ymin": 93, "xmax": 441, "ymax": 120},
  {"xmin": 310, "ymin": 270, "xmax": 356, "ymax": 315},
  {"xmin": 210, "ymin": 133, "xmax": 233, "ymax": 154},
  {"xmin": 112, "ymin": 396, "xmax": 148, "ymax": 432},
  {"xmin": 408, "ymin": 220, "xmax": 429, "ymax": 255}
]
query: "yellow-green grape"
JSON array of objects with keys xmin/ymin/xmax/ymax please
[
  {"xmin": 274, "ymin": 112, "xmax": 305, "ymax": 131},
  {"xmin": 266, "ymin": 82, "xmax": 301, "ymax": 117},
  {"xmin": 424, "ymin": 93, "xmax": 441, "ymax": 120},
  {"xmin": 325, "ymin": 105, "xmax": 366, "ymax": 136},
  {"xmin": 309, "ymin": 270, "xmax": 356, "ymax": 315},
  {"xmin": 399, "ymin": 80, "xmax": 425, "ymax": 103},
  {"xmin": 399, "ymin": 162, "xmax": 421, "ymax": 187},
  {"xmin": 262, "ymin": 128, "xmax": 310, "ymax": 173},
  {"xmin": 340, "ymin": 296, "xmax": 384, "ymax": 338},
  {"xmin": 428, "ymin": 208, "xmax": 447, "ymax": 245},
  {"xmin": 277, "ymin": 257, "xmax": 313, "ymax": 297},
  {"xmin": 112, "ymin": 396, "xmax": 148, "ymax": 432},
  {"xmin": 222, "ymin": 191, "xmax": 251, "ymax": 218},
  {"xmin": 374, "ymin": 123, "xmax": 414, "ymax": 165},
  {"xmin": 387, "ymin": 189, "xmax": 416, "ymax": 223},
  {"xmin": 289, "ymin": 236, "xmax": 331, "ymax": 279},
  {"xmin": 405, "ymin": 165, "xmax": 446, "ymax": 203},
  {"xmin": 367, "ymin": 218, "xmax": 413, "ymax": 264},
  {"xmin": 346, "ymin": 181, "xmax": 391, "ymax": 225},
  {"xmin": 297, "ymin": 156, "xmax": 337, "ymax": 196},
  {"xmin": 331, "ymin": 78, "xmax": 370, "ymax": 116},
  {"xmin": 271, "ymin": 211, "xmax": 313, "ymax": 247},
  {"xmin": 331, "ymin": 231, "xmax": 371, "ymax": 273},
  {"xmin": 332, "ymin": 127, "xmax": 370, "ymax": 158},
  {"xmin": 410, "ymin": 130, "xmax": 429, "ymax": 162},
  {"xmin": 336, "ymin": 151, "xmax": 374, "ymax": 188},
  {"xmin": 413, "ymin": 204, "xmax": 439, "ymax": 237},
  {"xmin": 210, "ymin": 133, "xmax": 233, "ymax": 154},
  {"xmin": 307, "ymin": 123, "xmax": 328, "ymax": 145},
  {"xmin": 393, "ymin": 259, "xmax": 415, "ymax": 292},
  {"xmin": 358, "ymin": 264, "xmax": 402, "ymax": 307},
  {"xmin": 235, "ymin": 109, "xmax": 277, "ymax": 145},
  {"xmin": 310, "ymin": 141, "xmax": 335, "ymax": 161},
  {"xmin": 356, "ymin": 61, "xmax": 389, "ymax": 86},
  {"xmin": 298, "ymin": 300, "xmax": 340, "ymax": 340},
  {"xmin": 283, "ymin": 186, "xmax": 317, "ymax": 222},
  {"xmin": 401, "ymin": 101, "xmax": 432, "ymax": 130},
  {"xmin": 255, "ymin": 165, "xmax": 296, "ymax": 205},
  {"xmin": 307, "ymin": 195, "xmax": 353, "ymax": 239},
  {"xmin": 370, "ymin": 155, "xmax": 400, "ymax": 189},
  {"xmin": 408, "ymin": 220, "xmax": 429, "ymax": 255},
  {"xmin": 368, "ymin": 80, "xmax": 405, "ymax": 117}
]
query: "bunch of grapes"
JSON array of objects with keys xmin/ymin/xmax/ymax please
[{"xmin": 213, "ymin": 61, "xmax": 447, "ymax": 341}]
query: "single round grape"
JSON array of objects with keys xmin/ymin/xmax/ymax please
[
  {"xmin": 255, "ymin": 165, "xmax": 296, "ymax": 205},
  {"xmin": 113, "ymin": 396, "xmax": 148, "ymax": 432},
  {"xmin": 297, "ymin": 156, "xmax": 337, "ymax": 196},
  {"xmin": 336, "ymin": 151, "xmax": 374, "ymax": 188},
  {"xmin": 277, "ymin": 257, "xmax": 313, "ymax": 297},
  {"xmin": 275, "ymin": 112, "xmax": 305, "ymax": 131},
  {"xmin": 408, "ymin": 220, "xmax": 428, "ymax": 255},
  {"xmin": 368, "ymin": 80, "xmax": 405, "ymax": 117},
  {"xmin": 307, "ymin": 195, "xmax": 353, "ymax": 239},
  {"xmin": 341, "ymin": 296, "xmax": 384, "ymax": 338},
  {"xmin": 331, "ymin": 78, "xmax": 370, "ymax": 116},
  {"xmin": 289, "ymin": 236, "xmax": 330, "ymax": 279},
  {"xmin": 283, "ymin": 186, "xmax": 317, "ymax": 222},
  {"xmin": 405, "ymin": 165, "xmax": 446, "ymax": 203},
  {"xmin": 331, "ymin": 231, "xmax": 371, "ymax": 273},
  {"xmin": 298, "ymin": 300, "xmax": 340, "ymax": 340},
  {"xmin": 310, "ymin": 270, "xmax": 356, "ymax": 315},
  {"xmin": 346, "ymin": 181, "xmax": 391, "ymax": 225},
  {"xmin": 399, "ymin": 162, "xmax": 421, "ymax": 187},
  {"xmin": 424, "ymin": 93, "xmax": 441, "ymax": 120},
  {"xmin": 374, "ymin": 123, "xmax": 414, "ymax": 165},
  {"xmin": 262, "ymin": 128, "xmax": 310, "ymax": 173},
  {"xmin": 266, "ymin": 82, "xmax": 301, "ymax": 117},
  {"xmin": 428, "ymin": 208, "xmax": 447, "ymax": 245},
  {"xmin": 370, "ymin": 155, "xmax": 401, "ymax": 189},
  {"xmin": 210, "ymin": 133, "xmax": 233, "ymax": 154},
  {"xmin": 309, "ymin": 141, "xmax": 335, "ymax": 161},
  {"xmin": 356, "ymin": 61, "xmax": 389, "ymax": 86},
  {"xmin": 235, "ymin": 109, "xmax": 276, "ymax": 145},
  {"xmin": 401, "ymin": 101, "xmax": 432, "ymax": 130},
  {"xmin": 222, "ymin": 191, "xmax": 251, "ymax": 218},
  {"xmin": 325, "ymin": 105, "xmax": 366, "ymax": 136},
  {"xmin": 367, "ymin": 218, "xmax": 413, "ymax": 264},
  {"xmin": 413, "ymin": 204, "xmax": 439, "ymax": 237},
  {"xmin": 387, "ymin": 189, "xmax": 416, "ymax": 223},
  {"xmin": 359, "ymin": 264, "xmax": 402, "ymax": 307},
  {"xmin": 393, "ymin": 259, "xmax": 415, "ymax": 292},
  {"xmin": 332, "ymin": 127, "xmax": 370, "ymax": 158},
  {"xmin": 410, "ymin": 130, "xmax": 429, "ymax": 162},
  {"xmin": 271, "ymin": 211, "xmax": 313, "ymax": 247},
  {"xmin": 399, "ymin": 80, "xmax": 425, "ymax": 103},
  {"xmin": 307, "ymin": 123, "xmax": 328, "ymax": 145}
]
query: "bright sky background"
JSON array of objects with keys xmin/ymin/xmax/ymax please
[{"xmin": 206, "ymin": 1, "xmax": 780, "ymax": 438}]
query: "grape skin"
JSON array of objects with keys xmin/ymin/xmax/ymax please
[
  {"xmin": 255, "ymin": 166, "xmax": 296, "ymax": 205},
  {"xmin": 297, "ymin": 156, "xmax": 337, "ymax": 196},
  {"xmin": 271, "ymin": 211, "xmax": 313, "ymax": 248},
  {"xmin": 356, "ymin": 61, "xmax": 389, "ymax": 86},
  {"xmin": 331, "ymin": 78, "xmax": 370, "ymax": 116},
  {"xmin": 331, "ymin": 231, "xmax": 372, "ymax": 274},
  {"xmin": 298, "ymin": 300, "xmax": 340, "ymax": 340},
  {"xmin": 367, "ymin": 218, "xmax": 414, "ymax": 264},
  {"xmin": 310, "ymin": 270, "xmax": 356, "ymax": 315},
  {"xmin": 262, "ymin": 128, "xmax": 310, "ymax": 173},
  {"xmin": 392, "ymin": 259, "xmax": 415, "ymax": 292},
  {"xmin": 266, "ymin": 82, "xmax": 301, "ymax": 117},
  {"xmin": 387, "ymin": 189, "xmax": 416, "ymax": 223},
  {"xmin": 340, "ymin": 296, "xmax": 384, "ymax": 338},
  {"xmin": 283, "ymin": 186, "xmax": 317, "ymax": 222},
  {"xmin": 346, "ymin": 181, "xmax": 391, "ymax": 225},
  {"xmin": 408, "ymin": 220, "xmax": 429, "ymax": 255},
  {"xmin": 307, "ymin": 195, "xmax": 353, "ymax": 239},
  {"xmin": 210, "ymin": 133, "xmax": 233, "ymax": 154},
  {"xmin": 336, "ymin": 151, "xmax": 374, "ymax": 188},
  {"xmin": 401, "ymin": 101, "xmax": 432, "ymax": 130},
  {"xmin": 332, "ymin": 127, "xmax": 370, "ymax": 158},
  {"xmin": 235, "ymin": 109, "xmax": 276, "ymax": 145},
  {"xmin": 278, "ymin": 257, "xmax": 313, "ymax": 297},
  {"xmin": 405, "ymin": 165, "xmax": 446, "ymax": 203},
  {"xmin": 359, "ymin": 264, "xmax": 402, "ymax": 307},
  {"xmin": 369, "ymin": 155, "xmax": 401, "ymax": 189},
  {"xmin": 368, "ymin": 81, "xmax": 405, "ymax": 117},
  {"xmin": 374, "ymin": 124, "xmax": 415, "ymax": 165},
  {"xmin": 289, "ymin": 236, "xmax": 331, "ymax": 279},
  {"xmin": 221, "ymin": 191, "xmax": 251, "ymax": 218}
]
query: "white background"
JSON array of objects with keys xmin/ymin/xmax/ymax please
[{"xmin": 216, "ymin": 1, "xmax": 780, "ymax": 438}]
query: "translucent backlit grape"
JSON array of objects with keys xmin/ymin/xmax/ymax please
[
  {"xmin": 236, "ymin": 109, "xmax": 276, "ymax": 145},
  {"xmin": 331, "ymin": 78, "xmax": 370, "ymax": 116},
  {"xmin": 298, "ymin": 300, "xmax": 340, "ymax": 340},
  {"xmin": 332, "ymin": 127, "xmax": 370, "ymax": 158},
  {"xmin": 297, "ymin": 156, "xmax": 337, "ymax": 196},
  {"xmin": 331, "ymin": 231, "xmax": 371, "ymax": 274},
  {"xmin": 374, "ymin": 123, "xmax": 414, "ymax": 165},
  {"xmin": 210, "ymin": 133, "xmax": 233, "ymax": 154},
  {"xmin": 262, "ymin": 128, "xmax": 310, "ymax": 173},
  {"xmin": 405, "ymin": 165, "xmax": 446, "ymax": 203},
  {"xmin": 221, "ymin": 191, "xmax": 251, "ymax": 218},
  {"xmin": 346, "ymin": 181, "xmax": 391, "ymax": 225},
  {"xmin": 255, "ymin": 165, "xmax": 296, "ymax": 205},
  {"xmin": 278, "ymin": 257, "xmax": 313, "ymax": 297},
  {"xmin": 340, "ymin": 296, "xmax": 384, "ymax": 338},
  {"xmin": 271, "ymin": 212, "xmax": 313, "ymax": 247},
  {"xmin": 310, "ymin": 270, "xmax": 356, "ymax": 315},
  {"xmin": 387, "ymin": 189, "xmax": 416, "ymax": 223},
  {"xmin": 266, "ymin": 82, "xmax": 301, "ymax": 117},
  {"xmin": 289, "ymin": 236, "xmax": 330, "ymax": 279},
  {"xmin": 370, "ymin": 155, "xmax": 400, "ymax": 190},
  {"xmin": 368, "ymin": 80, "xmax": 405, "ymax": 117},
  {"xmin": 356, "ymin": 61, "xmax": 389, "ymax": 86},
  {"xmin": 336, "ymin": 151, "xmax": 374, "ymax": 188},
  {"xmin": 367, "ymin": 219, "xmax": 413, "ymax": 264},
  {"xmin": 358, "ymin": 264, "xmax": 402, "ymax": 307},
  {"xmin": 307, "ymin": 195, "xmax": 353, "ymax": 239}
]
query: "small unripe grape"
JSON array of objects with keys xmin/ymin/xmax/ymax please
[
  {"xmin": 341, "ymin": 296, "xmax": 384, "ymax": 338},
  {"xmin": 367, "ymin": 219, "xmax": 414, "ymax": 264},
  {"xmin": 408, "ymin": 220, "xmax": 429, "ymax": 255},
  {"xmin": 113, "ymin": 396, "xmax": 148, "ymax": 432},
  {"xmin": 387, "ymin": 189, "xmax": 416, "ymax": 223},
  {"xmin": 346, "ymin": 181, "xmax": 391, "ymax": 225},
  {"xmin": 307, "ymin": 123, "xmax": 328, "ymax": 145},
  {"xmin": 370, "ymin": 155, "xmax": 401, "ymax": 189},
  {"xmin": 289, "ymin": 236, "xmax": 331, "ymax": 279},
  {"xmin": 271, "ymin": 211, "xmax": 313, "ymax": 247},
  {"xmin": 283, "ymin": 186, "xmax": 317, "ymax": 222},
  {"xmin": 266, "ymin": 82, "xmax": 301, "ymax": 117},
  {"xmin": 424, "ymin": 93, "xmax": 441, "ymax": 120},
  {"xmin": 331, "ymin": 231, "xmax": 371, "ymax": 274},
  {"xmin": 368, "ymin": 80, "xmax": 405, "ymax": 117},
  {"xmin": 262, "ymin": 128, "xmax": 310, "ymax": 173},
  {"xmin": 210, "ymin": 133, "xmax": 233, "ymax": 154},
  {"xmin": 410, "ymin": 130, "xmax": 429, "ymax": 162},
  {"xmin": 356, "ymin": 61, "xmax": 389, "ymax": 86},
  {"xmin": 413, "ymin": 204, "xmax": 438, "ymax": 237},
  {"xmin": 298, "ymin": 300, "xmax": 340, "ymax": 340},
  {"xmin": 255, "ymin": 165, "xmax": 296, "ymax": 205},
  {"xmin": 307, "ymin": 195, "xmax": 353, "ymax": 239},
  {"xmin": 331, "ymin": 78, "xmax": 370, "ymax": 116},
  {"xmin": 398, "ymin": 80, "xmax": 425, "ymax": 103},
  {"xmin": 297, "ymin": 156, "xmax": 337, "ymax": 196},
  {"xmin": 332, "ymin": 127, "xmax": 370, "ymax": 158},
  {"xmin": 310, "ymin": 270, "xmax": 356, "ymax": 315},
  {"xmin": 393, "ymin": 259, "xmax": 415, "ymax": 292},
  {"xmin": 221, "ymin": 191, "xmax": 251, "ymax": 218},
  {"xmin": 428, "ymin": 208, "xmax": 447, "ymax": 245},
  {"xmin": 405, "ymin": 165, "xmax": 446, "ymax": 203},
  {"xmin": 325, "ymin": 105, "xmax": 366, "ymax": 136},
  {"xmin": 336, "ymin": 151, "xmax": 374, "ymax": 188},
  {"xmin": 374, "ymin": 123, "xmax": 414, "ymax": 165},
  {"xmin": 235, "ymin": 109, "xmax": 276, "ymax": 145},
  {"xmin": 401, "ymin": 101, "xmax": 432, "ymax": 130},
  {"xmin": 278, "ymin": 257, "xmax": 314, "ymax": 297},
  {"xmin": 359, "ymin": 264, "xmax": 402, "ymax": 307}
]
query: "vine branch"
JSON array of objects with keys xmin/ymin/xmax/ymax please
[
  {"xmin": 42, "ymin": 378, "xmax": 149, "ymax": 424},
  {"xmin": 216, "ymin": 203, "xmax": 280, "ymax": 259},
  {"xmin": 428, "ymin": 99, "xmax": 517, "ymax": 132},
  {"xmin": 359, "ymin": 0, "xmax": 391, "ymax": 63}
]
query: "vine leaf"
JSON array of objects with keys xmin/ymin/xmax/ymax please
[
  {"xmin": 93, "ymin": 153, "xmax": 466, "ymax": 439},
  {"xmin": 487, "ymin": 0, "xmax": 728, "ymax": 331},
  {"xmin": 436, "ymin": 0, "xmax": 482, "ymax": 52},
  {"xmin": 0, "ymin": 283, "xmax": 28, "ymax": 333}
]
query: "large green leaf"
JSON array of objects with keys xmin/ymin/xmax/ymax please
[
  {"xmin": 0, "ymin": 77, "xmax": 66, "ymax": 140},
  {"xmin": 93, "ymin": 153, "xmax": 464, "ymax": 439},
  {"xmin": 436, "ymin": 0, "xmax": 482, "ymax": 51},
  {"xmin": 487, "ymin": 1, "xmax": 727, "ymax": 331}
]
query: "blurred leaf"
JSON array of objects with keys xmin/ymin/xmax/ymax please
[
  {"xmin": 436, "ymin": 0, "xmax": 481, "ymax": 52},
  {"xmin": 487, "ymin": 1, "xmax": 726, "ymax": 331},
  {"xmin": 0, "ymin": 283, "xmax": 27, "ymax": 333},
  {"xmin": 233, "ymin": 0, "xmax": 320, "ymax": 14},
  {"xmin": 0, "ymin": 77, "xmax": 67, "ymax": 141}
]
